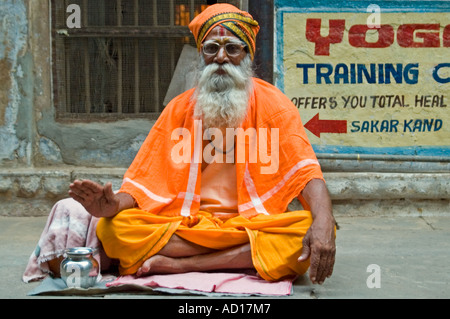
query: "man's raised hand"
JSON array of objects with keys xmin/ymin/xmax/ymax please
[{"xmin": 69, "ymin": 180, "xmax": 120, "ymax": 218}]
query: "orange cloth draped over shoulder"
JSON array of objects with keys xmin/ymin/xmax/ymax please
[{"xmin": 96, "ymin": 77, "xmax": 325, "ymax": 281}]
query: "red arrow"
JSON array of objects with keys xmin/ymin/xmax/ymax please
[{"xmin": 304, "ymin": 113, "xmax": 347, "ymax": 138}]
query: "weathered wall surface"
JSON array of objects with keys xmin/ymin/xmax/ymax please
[
  {"xmin": 0, "ymin": 0, "xmax": 31, "ymax": 166},
  {"xmin": 0, "ymin": 0, "xmax": 448, "ymax": 216},
  {"xmin": 0, "ymin": 0, "xmax": 153, "ymax": 169},
  {"xmin": 273, "ymin": 0, "xmax": 450, "ymax": 216},
  {"xmin": 275, "ymin": 0, "xmax": 450, "ymax": 158},
  {"xmin": 0, "ymin": 0, "xmax": 154, "ymax": 214}
]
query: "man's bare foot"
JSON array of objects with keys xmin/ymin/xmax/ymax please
[
  {"xmin": 135, "ymin": 244, "xmax": 254, "ymax": 277},
  {"xmin": 136, "ymin": 255, "xmax": 186, "ymax": 277}
]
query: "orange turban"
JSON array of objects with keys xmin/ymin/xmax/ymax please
[{"xmin": 188, "ymin": 4, "xmax": 260, "ymax": 60}]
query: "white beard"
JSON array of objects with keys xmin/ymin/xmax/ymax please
[{"xmin": 194, "ymin": 55, "xmax": 254, "ymax": 129}]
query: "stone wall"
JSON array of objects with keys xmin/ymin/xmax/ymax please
[
  {"xmin": 0, "ymin": 167, "xmax": 126, "ymax": 216},
  {"xmin": 0, "ymin": 0, "xmax": 154, "ymax": 169},
  {"xmin": 1, "ymin": 168, "xmax": 449, "ymax": 217},
  {"xmin": 0, "ymin": 1, "xmax": 31, "ymax": 166}
]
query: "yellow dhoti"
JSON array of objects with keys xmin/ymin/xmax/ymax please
[{"xmin": 96, "ymin": 209, "xmax": 312, "ymax": 281}]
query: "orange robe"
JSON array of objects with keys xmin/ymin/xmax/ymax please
[{"xmin": 97, "ymin": 78, "xmax": 324, "ymax": 281}]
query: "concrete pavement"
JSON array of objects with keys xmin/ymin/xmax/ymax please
[{"xmin": 1, "ymin": 214, "xmax": 449, "ymax": 299}]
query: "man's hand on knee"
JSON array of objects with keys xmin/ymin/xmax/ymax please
[{"xmin": 298, "ymin": 216, "xmax": 336, "ymax": 284}]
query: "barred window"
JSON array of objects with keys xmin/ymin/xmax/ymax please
[{"xmin": 52, "ymin": 0, "xmax": 217, "ymax": 120}]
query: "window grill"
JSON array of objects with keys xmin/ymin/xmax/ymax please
[{"xmin": 52, "ymin": 0, "xmax": 211, "ymax": 120}]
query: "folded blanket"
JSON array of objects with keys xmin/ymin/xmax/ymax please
[
  {"xmin": 28, "ymin": 272, "xmax": 294, "ymax": 296},
  {"xmin": 107, "ymin": 272, "xmax": 294, "ymax": 296},
  {"xmin": 22, "ymin": 198, "xmax": 107, "ymax": 283}
]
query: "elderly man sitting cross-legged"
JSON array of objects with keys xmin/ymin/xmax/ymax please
[{"xmin": 34, "ymin": 4, "xmax": 336, "ymax": 285}]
